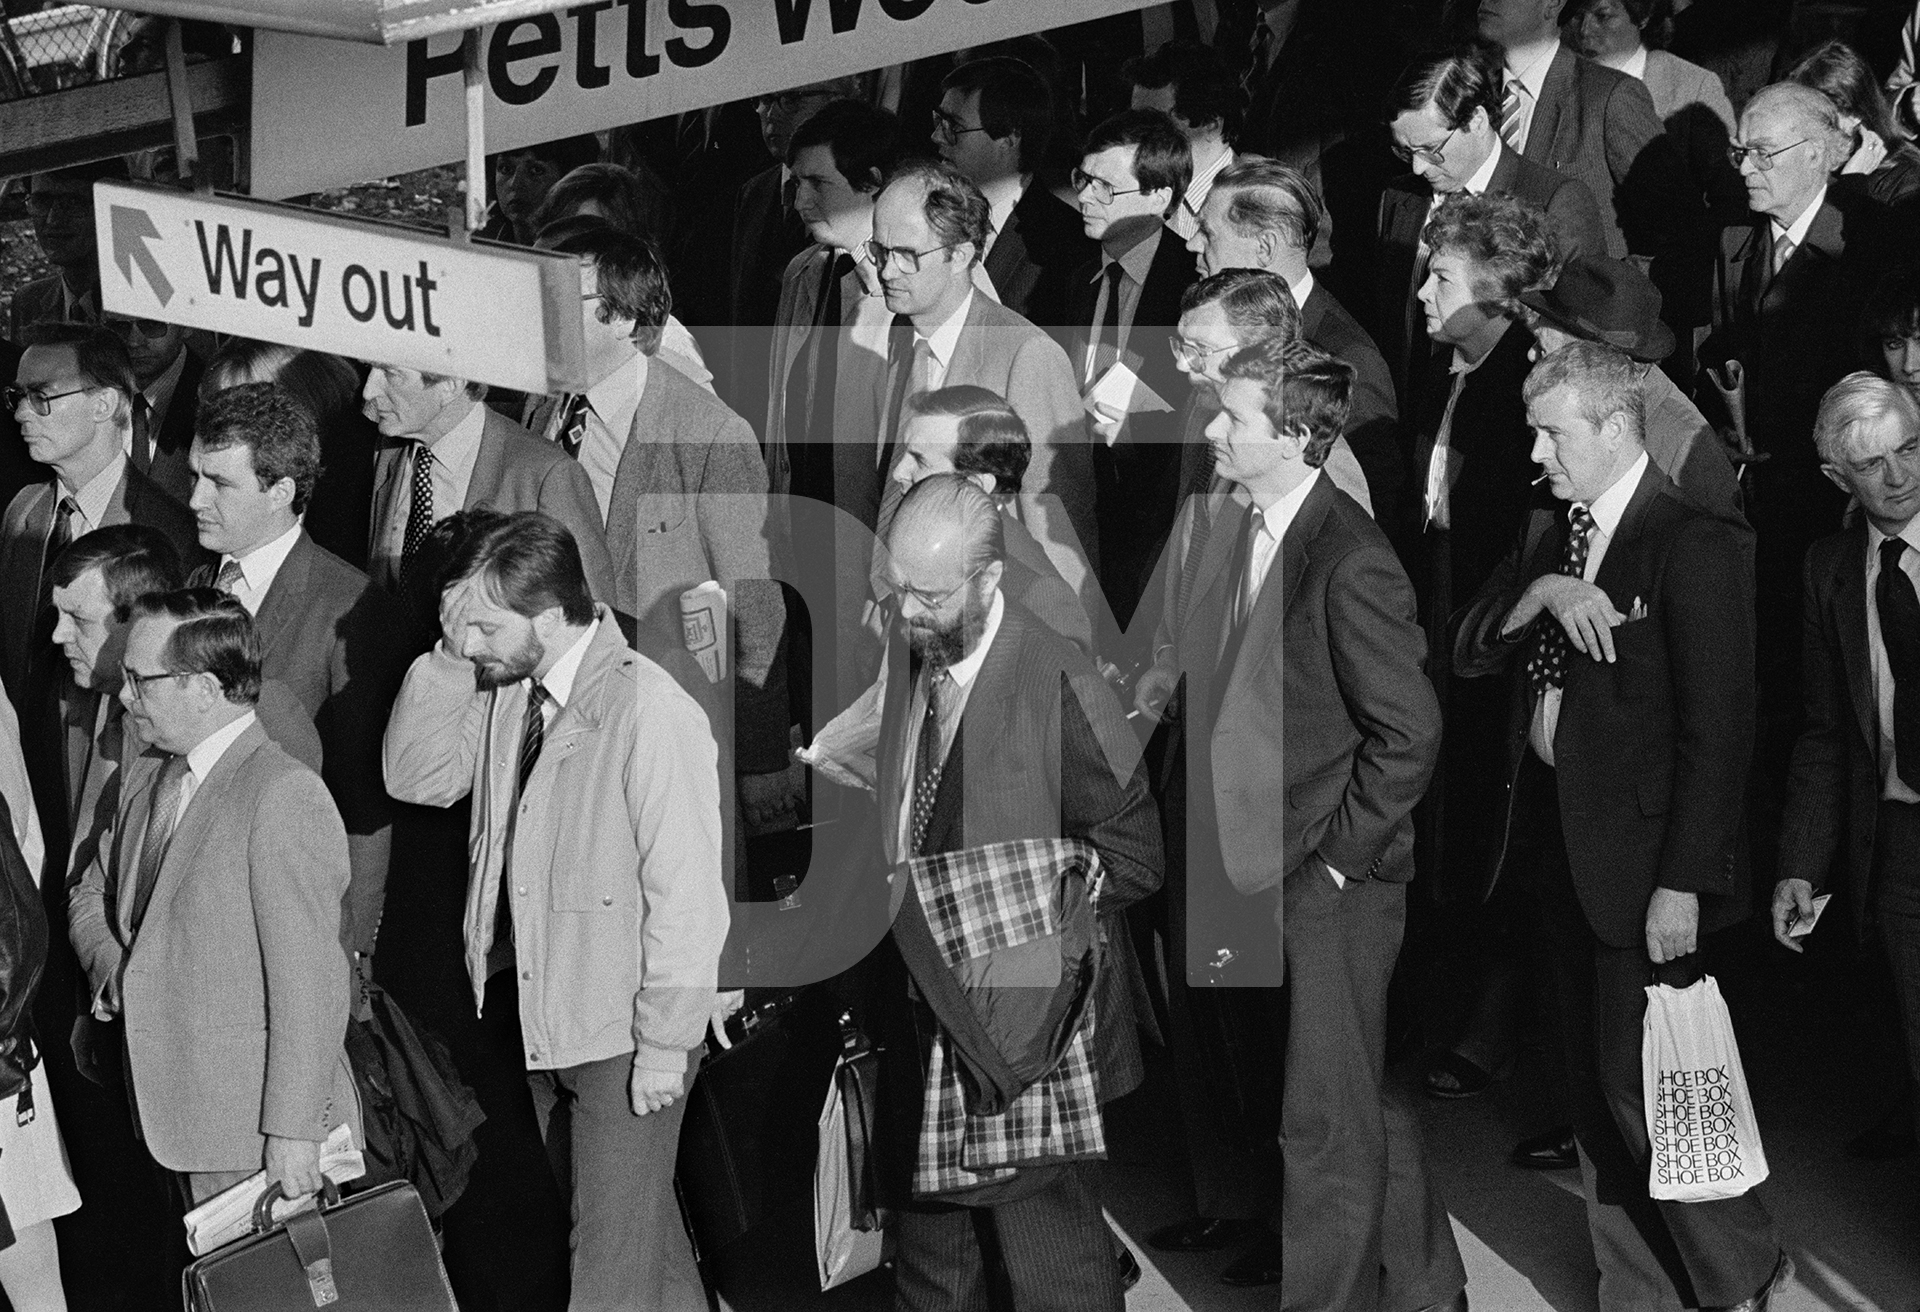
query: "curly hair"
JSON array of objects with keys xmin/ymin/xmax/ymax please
[
  {"xmin": 1424, "ymin": 191, "xmax": 1560, "ymax": 303},
  {"xmin": 1220, "ymin": 337, "xmax": 1354, "ymax": 469},
  {"xmin": 194, "ymin": 382, "xmax": 324, "ymax": 514}
]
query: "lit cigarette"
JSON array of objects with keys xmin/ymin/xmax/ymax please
[{"xmin": 1531, "ymin": 471, "xmax": 1552, "ymax": 485}]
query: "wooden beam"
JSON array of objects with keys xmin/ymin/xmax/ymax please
[{"xmin": 0, "ymin": 54, "xmax": 246, "ymax": 180}]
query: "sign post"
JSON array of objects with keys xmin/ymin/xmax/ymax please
[{"xmin": 94, "ymin": 181, "xmax": 587, "ymax": 393}]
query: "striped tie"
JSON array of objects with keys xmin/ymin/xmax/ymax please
[
  {"xmin": 518, "ymin": 682, "xmax": 549, "ymax": 798},
  {"xmin": 1499, "ymin": 77, "xmax": 1529, "ymax": 153}
]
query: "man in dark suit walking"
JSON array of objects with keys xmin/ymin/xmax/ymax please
[
  {"xmin": 1376, "ymin": 46, "xmax": 1610, "ymax": 404},
  {"xmin": 185, "ymin": 383, "xmax": 406, "ymax": 981},
  {"xmin": 1453, "ymin": 342, "xmax": 1787, "ymax": 1311},
  {"xmin": 1064, "ymin": 109, "xmax": 1194, "ymax": 651},
  {"xmin": 1163, "ymin": 335, "xmax": 1463, "ymax": 1311},
  {"xmin": 869, "ymin": 474, "xmax": 1160, "ymax": 1311},
  {"xmin": 1775, "ymin": 373, "xmax": 1920, "ymax": 1154},
  {"xmin": 1189, "ymin": 159, "xmax": 1402, "ymax": 528}
]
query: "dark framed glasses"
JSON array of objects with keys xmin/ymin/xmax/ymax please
[
  {"xmin": 1070, "ymin": 169, "xmax": 1147, "ymax": 205},
  {"xmin": 3, "ymin": 383, "xmax": 93, "ymax": 416}
]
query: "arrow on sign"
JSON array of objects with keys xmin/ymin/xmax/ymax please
[{"xmin": 110, "ymin": 206, "xmax": 173, "ymax": 307}]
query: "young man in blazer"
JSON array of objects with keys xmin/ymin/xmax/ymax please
[
  {"xmin": 69, "ymin": 589, "xmax": 354, "ymax": 1207},
  {"xmin": 1164, "ymin": 336, "xmax": 1464, "ymax": 1312},
  {"xmin": 186, "ymin": 383, "xmax": 406, "ymax": 973},
  {"xmin": 1377, "ymin": 45, "xmax": 1610, "ymax": 404},
  {"xmin": 1453, "ymin": 342, "xmax": 1787, "ymax": 1311},
  {"xmin": 385, "ymin": 511, "xmax": 727, "ymax": 1312},
  {"xmin": 1775, "ymin": 375, "xmax": 1920, "ymax": 1158}
]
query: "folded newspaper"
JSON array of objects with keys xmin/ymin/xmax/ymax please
[{"xmin": 182, "ymin": 1124, "xmax": 367, "ymax": 1256}]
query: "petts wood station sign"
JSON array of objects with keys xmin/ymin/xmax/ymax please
[{"xmin": 246, "ymin": 0, "xmax": 1163, "ymax": 199}]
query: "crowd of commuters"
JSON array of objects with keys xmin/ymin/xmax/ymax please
[{"xmin": 0, "ymin": 1, "xmax": 1916, "ymax": 1310}]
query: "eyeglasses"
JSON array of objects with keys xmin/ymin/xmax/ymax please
[
  {"xmin": 1070, "ymin": 169, "xmax": 1148, "ymax": 205},
  {"xmin": 3, "ymin": 383, "xmax": 92, "ymax": 415},
  {"xmin": 1727, "ymin": 139, "xmax": 1808, "ymax": 172},
  {"xmin": 104, "ymin": 316, "xmax": 173, "ymax": 341},
  {"xmin": 120, "ymin": 665, "xmax": 190, "ymax": 701},
  {"xmin": 932, "ymin": 110, "xmax": 991, "ymax": 145},
  {"xmin": 864, "ymin": 239, "xmax": 964, "ymax": 274},
  {"xmin": 756, "ymin": 89, "xmax": 835, "ymax": 116},
  {"xmin": 894, "ymin": 564, "xmax": 985, "ymax": 611},
  {"xmin": 1391, "ymin": 125, "xmax": 1460, "ymax": 166},
  {"xmin": 1169, "ymin": 336, "xmax": 1238, "ymax": 370}
]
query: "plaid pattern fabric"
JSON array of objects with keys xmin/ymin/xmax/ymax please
[{"xmin": 908, "ymin": 838, "xmax": 1107, "ymax": 1197}]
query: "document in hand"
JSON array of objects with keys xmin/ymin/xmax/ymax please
[
  {"xmin": 1083, "ymin": 360, "xmax": 1174, "ymax": 442},
  {"xmin": 183, "ymin": 1123, "xmax": 368, "ymax": 1255}
]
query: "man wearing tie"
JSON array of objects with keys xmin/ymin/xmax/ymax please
[
  {"xmin": 1453, "ymin": 342, "xmax": 1787, "ymax": 1310},
  {"xmin": 186, "ymin": 383, "xmax": 404, "ymax": 978},
  {"xmin": 362, "ymin": 363, "xmax": 612, "ymax": 620},
  {"xmin": 1164, "ymin": 335, "xmax": 1463, "ymax": 1311},
  {"xmin": 104, "ymin": 313, "xmax": 201, "ymax": 505},
  {"xmin": 68, "ymin": 588, "xmax": 354, "ymax": 1207},
  {"xmin": 869, "ymin": 160, "xmax": 1095, "ymax": 616},
  {"xmin": 1775, "ymin": 374, "xmax": 1920, "ymax": 1162}
]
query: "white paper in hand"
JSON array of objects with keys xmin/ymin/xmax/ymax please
[
  {"xmin": 1083, "ymin": 361, "xmax": 1174, "ymax": 444},
  {"xmin": 183, "ymin": 1123, "xmax": 367, "ymax": 1255}
]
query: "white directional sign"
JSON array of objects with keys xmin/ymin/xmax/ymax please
[{"xmin": 93, "ymin": 181, "xmax": 588, "ymax": 393}]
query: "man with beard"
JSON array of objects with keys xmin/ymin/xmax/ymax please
[
  {"xmin": 867, "ymin": 475, "xmax": 1161, "ymax": 1312},
  {"xmin": 385, "ymin": 510, "xmax": 727, "ymax": 1312}
]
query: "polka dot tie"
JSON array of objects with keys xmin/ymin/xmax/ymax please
[
  {"xmin": 1526, "ymin": 504, "xmax": 1595, "ymax": 696},
  {"xmin": 215, "ymin": 558, "xmax": 245, "ymax": 596},
  {"xmin": 910, "ymin": 671, "xmax": 951, "ymax": 856},
  {"xmin": 402, "ymin": 441, "xmax": 435, "ymax": 564}
]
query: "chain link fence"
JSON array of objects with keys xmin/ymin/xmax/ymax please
[{"xmin": 0, "ymin": 2, "xmax": 146, "ymax": 100}]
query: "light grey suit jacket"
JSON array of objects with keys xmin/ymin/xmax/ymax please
[
  {"xmin": 368, "ymin": 407, "xmax": 615, "ymax": 605},
  {"xmin": 68, "ymin": 719, "xmax": 354, "ymax": 1172}
]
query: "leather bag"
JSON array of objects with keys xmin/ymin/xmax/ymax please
[{"xmin": 182, "ymin": 1180, "xmax": 456, "ymax": 1311}]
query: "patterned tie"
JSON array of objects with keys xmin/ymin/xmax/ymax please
[
  {"xmin": 555, "ymin": 394, "xmax": 590, "ymax": 460},
  {"xmin": 402, "ymin": 441, "xmax": 436, "ymax": 564},
  {"xmin": 910, "ymin": 671, "xmax": 951, "ymax": 856},
  {"xmin": 1526, "ymin": 505, "xmax": 1596, "ymax": 695},
  {"xmin": 215, "ymin": 558, "xmax": 245, "ymax": 595},
  {"xmin": 518, "ymin": 682, "xmax": 550, "ymax": 797},
  {"xmin": 1878, "ymin": 538, "xmax": 1920, "ymax": 792},
  {"xmin": 130, "ymin": 754, "xmax": 189, "ymax": 933},
  {"xmin": 1499, "ymin": 76, "xmax": 1529, "ymax": 153}
]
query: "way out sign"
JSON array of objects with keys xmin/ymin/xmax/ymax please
[{"xmin": 93, "ymin": 182, "xmax": 587, "ymax": 394}]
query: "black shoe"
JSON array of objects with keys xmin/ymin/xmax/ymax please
[
  {"xmin": 1145, "ymin": 1216, "xmax": 1244, "ymax": 1253},
  {"xmin": 1116, "ymin": 1246, "xmax": 1141, "ymax": 1292},
  {"xmin": 1217, "ymin": 1232, "xmax": 1283, "ymax": 1287},
  {"xmin": 1846, "ymin": 1114, "xmax": 1918, "ymax": 1161},
  {"xmin": 1510, "ymin": 1125, "xmax": 1578, "ymax": 1170}
]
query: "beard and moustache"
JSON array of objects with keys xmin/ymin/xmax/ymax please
[
  {"xmin": 473, "ymin": 628, "xmax": 546, "ymax": 690},
  {"xmin": 906, "ymin": 583, "xmax": 990, "ymax": 672}
]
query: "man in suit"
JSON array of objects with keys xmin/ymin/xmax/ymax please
[
  {"xmin": 1774, "ymin": 374, "xmax": 1920, "ymax": 1154},
  {"xmin": 1127, "ymin": 41, "xmax": 1245, "ymax": 243},
  {"xmin": 1065, "ymin": 110, "xmax": 1194, "ymax": 651},
  {"xmin": 1190, "ymin": 159, "xmax": 1402, "ymax": 527},
  {"xmin": 1476, "ymin": 0, "xmax": 1705, "ymax": 332},
  {"xmin": 385, "ymin": 512, "xmax": 726, "ymax": 1312},
  {"xmin": 1159, "ymin": 336, "xmax": 1463, "ymax": 1310},
  {"xmin": 871, "ymin": 475, "xmax": 1161, "ymax": 1312},
  {"xmin": 186, "ymin": 383, "xmax": 404, "ymax": 976},
  {"xmin": 870, "ymin": 160, "xmax": 1098, "ymax": 615},
  {"xmin": 937, "ymin": 56, "xmax": 1095, "ymax": 329},
  {"xmin": 538, "ymin": 226, "xmax": 795, "ymax": 828},
  {"xmin": 1452, "ymin": 342, "xmax": 1788, "ymax": 1311},
  {"xmin": 1377, "ymin": 45, "xmax": 1611, "ymax": 404},
  {"xmin": 69, "ymin": 588, "xmax": 354, "ymax": 1206},
  {"xmin": 363, "ymin": 363, "xmax": 613, "ymax": 613},
  {"xmin": 7, "ymin": 161, "xmax": 129, "ymax": 340},
  {"xmin": 102, "ymin": 314, "xmax": 201, "ymax": 506}
]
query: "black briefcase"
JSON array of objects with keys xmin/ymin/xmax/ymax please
[{"xmin": 183, "ymin": 1180, "xmax": 456, "ymax": 1311}]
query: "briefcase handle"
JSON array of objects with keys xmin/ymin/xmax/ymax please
[{"xmin": 252, "ymin": 1179, "xmax": 344, "ymax": 1308}]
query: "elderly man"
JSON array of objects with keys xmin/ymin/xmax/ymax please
[
  {"xmin": 1189, "ymin": 159, "xmax": 1401, "ymax": 526},
  {"xmin": 386, "ymin": 511, "xmax": 726, "ymax": 1312},
  {"xmin": 70, "ymin": 588, "xmax": 355, "ymax": 1207},
  {"xmin": 1454, "ymin": 342, "xmax": 1788, "ymax": 1312},
  {"xmin": 869, "ymin": 159, "xmax": 1095, "ymax": 609},
  {"xmin": 1776, "ymin": 374, "xmax": 1920, "ymax": 1166},
  {"xmin": 868, "ymin": 474, "xmax": 1159, "ymax": 1312},
  {"xmin": 1376, "ymin": 45, "xmax": 1609, "ymax": 402}
]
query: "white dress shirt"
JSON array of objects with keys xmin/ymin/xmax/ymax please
[
  {"xmin": 1530, "ymin": 452, "xmax": 1649, "ymax": 765},
  {"xmin": 979, "ymin": 175, "xmax": 1026, "ymax": 260},
  {"xmin": 915, "ymin": 289, "xmax": 975, "ymax": 395},
  {"xmin": 171, "ymin": 710, "xmax": 259, "ymax": 826},
  {"xmin": 1462, "ymin": 143, "xmax": 1502, "ymax": 195},
  {"xmin": 1867, "ymin": 520, "xmax": 1920, "ymax": 804},
  {"xmin": 1169, "ymin": 141, "xmax": 1236, "ymax": 241},
  {"xmin": 895, "ymin": 589, "xmax": 1004, "ymax": 858},
  {"xmin": 580, "ymin": 351, "xmax": 650, "ymax": 521},
  {"xmin": 220, "ymin": 522, "xmax": 303, "ymax": 616},
  {"xmin": 1771, "ymin": 184, "xmax": 1827, "ymax": 265},
  {"xmin": 1503, "ymin": 38, "xmax": 1561, "ymax": 155}
]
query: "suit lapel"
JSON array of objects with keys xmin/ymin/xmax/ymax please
[
  {"xmin": 251, "ymin": 532, "xmax": 311, "ymax": 657},
  {"xmin": 606, "ymin": 366, "xmax": 665, "ymax": 567},
  {"xmin": 465, "ymin": 411, "xmax": 510, "ymax": 509},
  {"xmin": 139, "ymin": 725, "xmax": 267, "ymax": 937},
  {"xmin": 1222, "ymin": 476, "xmax": 1332, "ymax": 710},
  {"xmin": 1833, "ymin": 527, "xmax": 1880, "ymax": 756},
  {"xmin": 1591, "ymin": 465, "xmax": 1668, "ymax": 598},
  {"xmin": 920, "ymin": 606, "xmax": 1026, "ymax": 855},
  {"xmin": 1527, "ymin": 48, "xmax": 1573, "ymax": 165},
  {"xmin": 1188, "ymin": 487, "xmax": 1248, "ymax": 647}
]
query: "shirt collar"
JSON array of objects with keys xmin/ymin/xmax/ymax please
[
  {"xmin": 1774, "ymin": 184, "xmax": 1827, "ymax": 248},
  {"xmin": 1184, "ymin": 142, "xmax": 1235, "ymax": 210},
  {"xmin": 980, "ymin": 174, "xmax": 1026, "ymax": 237},
  {"xmin": 1249, "ymin": 465, "xmax": 1320, "ymax": 526},
  {"xmin": 1580, "ymin": 450, "xmax": 1649, "ymax": 538},
  {"xmin": 940, "ymin": 588, "xmax": 1004, "ymax": 693},
  {"xmin": 585, "ymin": 350, "xmax": 649, "ymax": 428},
  {"xmin": 185, "ymin": 710, "xmax": 256, "ymax": 782},
  {"xmin": 1872, "ymin": 516, "xmax": 1920, "ymax": 564},
  {"xmin": 533, "ymin": 617, "xmax": 598, "ymax": 709},
  {"xmin": 1463, "ymin": 141, "xmax": 1502, "ymax": 195},
  {"xmin": 1619, "ymin": 45, "xmax": 1649, "ymax": 79},
  {"xmin": 919, "ymin": 289, "xmax": 976, "ymax": 370},
  {"xmin": 1508, "ymin": 37, "xmax": 1560, "ymax": 98},
  {"xmin": 1099, "ymin": 225, "xmax": 1162, "ymax": 290},
  {"xmin": 426, "ymin": 400, "xmax": 486, "ymax": 485},
  {"xmin": 225, "ymin": 522, "xmax": 303, "ymax": 594},
  {"xmin": 66, "ymin": 452, "xmax": 126, "ymax": 526},
  {"xmin": 1286, "ymin": 269, "xmax": 1315, "ymax": 311}
]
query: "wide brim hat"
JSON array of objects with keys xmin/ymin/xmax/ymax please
[{"xmin": 1518, "ymin": 256, "xmax": 1675, "ymax": 363}]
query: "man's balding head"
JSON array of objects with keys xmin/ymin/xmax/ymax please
[{"xmin": 885, "ymin": 475, "xmax": 1005, "ymax": 670}]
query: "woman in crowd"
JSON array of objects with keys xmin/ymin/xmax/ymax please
[
  {"xmin": 477, "ymin": 134, "xmax": 602, "ymax": 246},
  {"xmin": 1866, "ymin": 264, "xmax": 1920, "ymax": 406},
  {"xmin": 1789, "ymin": 38, "xmax": 1920, "ymax": 217},
  {"xmin": 200, "ymin": 341, "xmax": 378, "ymax": 568}
]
